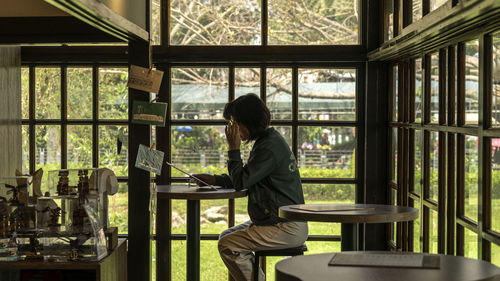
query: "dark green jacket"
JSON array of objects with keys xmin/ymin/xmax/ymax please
[{"xmin": 215, "ymin": 127, "xmax": 305, "ymax": 225}]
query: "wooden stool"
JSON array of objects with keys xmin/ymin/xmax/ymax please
[{"xmin": 253, "ymin": 244, "xmax": 307, "ymax": 281}]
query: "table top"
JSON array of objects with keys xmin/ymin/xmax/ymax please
[
  {"xmin": 156, "ymin": 185, "xmax": 247, "ymax": 200},
  {"xmin": 279, "ymin": 204, "xmax": 418, "ymax": 223},
  {"xmin": 275, "ymin": 252, "xmax": 500, "ymax": 281}
]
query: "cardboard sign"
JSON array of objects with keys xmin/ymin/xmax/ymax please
[
  {"xmin": 135, "ymin": 144, "xmax": 165, "ymax": 175},
  {"xmin": 127, "ymin": 65, "xmax": 164, "ymax": 93},
  {"xmin": 132, "ymin": 100, "xmax": 168, "ymax": 126}
]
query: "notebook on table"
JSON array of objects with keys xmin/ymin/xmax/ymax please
[{"xmin": 165, "ymin": 161, "xmax": 222, "ymax": 191}]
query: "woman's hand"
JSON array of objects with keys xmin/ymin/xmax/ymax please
[
  {"xmin": 191, "ymin": 174, "xmax": 216, "ymax": 186},
  {"xmin": 225, "ymin": 118, "xmax": 241, "ymax": 150}
]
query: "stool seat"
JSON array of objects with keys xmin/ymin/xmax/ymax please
[{"xmin": 253, "ymin": 244, "xmax": 307, "ymax": 281}]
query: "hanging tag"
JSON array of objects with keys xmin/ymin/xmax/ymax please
[
  {"xmin": 132, "ymin": 100, "xmax": 168, "ymax": 126},
  {"xmin": 135, "ymin": 144, "xmax": 165, "ymax": 175},
  {"xmin": 127, "ymin": 65, "xmax": 164, "ymax": 94}
]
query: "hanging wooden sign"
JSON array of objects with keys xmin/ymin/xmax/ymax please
[
  {"xmin": 131, "ymin": 100, "xmax": 168, "ymax": 126},
  {"xmin": 127, "ymin": 65, "xmax": 164, "ymax": 93},
  {"xmin": 135, "ymin": 144, "xmax": 165, "ymax": 175}
]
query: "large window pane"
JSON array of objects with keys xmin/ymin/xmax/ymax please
[
  {"xmin": 268, "ymin": 0, "xmax": 359, "ymax": 45},
  {"xmin": 464, "ymin": 135, "xmax": 478, "ymax": 221},
  {"xmin": 493, "ymin": 32, "xmax": 500, "ymax": 126},
  {"xmin": 412, "ymin": 0, "xmax": 422, "ymax": 24},
  {"xmin": 412, "ymin": 199, "xmax": 421, "ymax": 252},
  {"xmin": 430, "ymin": 0, "xmax": 447, "ymax": 12},
  {"xmin": 22, "ymin": 125, "xmax": 29, "ymax": 174},
  {"xmin": 21, "ymin": 67, "xmax": 29, "ymax": 120},
  {"xmin": 151, "ymin": 0, "xmax": 160, "ymax": 45},
  {"xmin": 99, "ymin": 126, "xmax": 128, "ymax": 177},
  {"xmin": 298, "ymin": 69, "xmax": 356, "ymax": 121},
  {"xmin": 492, "ymin": 138, "xmax": 500, "ymax": 233},
  {"xmin": 384, "ymin": 0, "xmax": 393, "ymax": 41},
  {"xmin": 465, "ymin": 40, "xmax": 479, "ymax": 125},
  {"xmin": 464, "ymin": 228, "xmax": 478, "ymax": 259},
  {"xmin": 35, "ymin": 125, "xmax": 61, "ymax": 193},
  {"xmin": 200, "ymin": 199, "xmax": 229, "ymax": 235},
  {"xmin": 235, "ymin": 68, "xmax": 260, "ymax": 99},
  {"xmin": 171, "ymin": 125, "xmax": 233, "ymax": 176},
  {"xmin": 304, "ymin": 184, "xmax": 354, "ymax": 238},
  {"xmin": 430, "ymin": 53, "xmax": 439, "ymax": 123},
  {"xmin": 393, "ymin": 65, "xmax": 398, "ymax": 121},
  {"xmin": 298, "ymin": 126, "xmax": 356, "ymax": 178},
  {"xmin": 108, "ymin": 183, "xmax": 128, "ymax": 234},
  {"xmin": 429, "ymin": 209, "xmax": 438, "ymax": 254},
  {"xmin": 68, "ymin": 67, "xmax": 92, "ymax": 120},
  {"xmin": 172, "ymin": 68, "xmax": 228, "ymax": 120},
  {"xmin": 429, "ymin": 131, "xmax": 439, "ymax": 201},
  {"xmin": 267, "ymin": 68, "xmax": 292, "ymax": 120},
  {"xmin": 415, "ymin": 58, "xmax": 423, "ymax": 123},
  {"xmin": 35, "ymin": 67, "xmax": 60, "ymax": 119},
  {"xmin": 170, "ymin": 0, "xmax": 261, "ymax": 45},
  {"xmin": 67, "ymin": 125, "xmax": 92, "ymax": 169},
  {"xmin": 274, "ymin": 126, "xmax": 292, "ymax": 148},
  {"xmin": 413, "ymin": 130, "xmax": 422, "ymax": 195},
  {"xmin": 99, "ymin": 67, "xmax": 128, "ymax": 120},
  {"xmin": 172, "ymin": 240, "xmax": 187, "ymax": 280},
  {"xmin": 492, "ymin": 243, "xmax": 500, "ymax": 267},
  {"xmin": 392, "ymin": 128, "xmax": 398, "ymax": 182}
]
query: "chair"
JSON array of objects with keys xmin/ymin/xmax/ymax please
[{"xmin": 253, "ymin": 244, "xmax": 307, "ymax": 281}]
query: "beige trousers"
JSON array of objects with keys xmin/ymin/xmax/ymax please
[{"xmin": 218, "ymin": 220, "xmax": 308, "ymax": 281}]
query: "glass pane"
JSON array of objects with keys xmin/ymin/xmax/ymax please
[
  {"xmin": 412, "ymin": 199, "xmax": 421, "ymax": 252},
  {"xmin": 172, "ymin": 198, "xmax": 187, "ymax": 235},
  {"xmin": 235, "ymin": 68, "xmax": 260, "ymax": 99},
  {"xmin": 413, "ymin": 130, "xmax": 422, "ymax": 195},
  {"xmin": 304, "ymin": 183, "xmax": 354, "ymax": 237},
  {"xmin": 412, "ymin": 0, "xmax": 422, "ymax": 23},
  {"xmin": 392, "ymin": 128, "xmax": 398, "ymax": 182},
  {"xmin": 108, "ymin": 183, "xmax": 128, "ymax": 234},
  {"xmin": 171, "ymin": 125, "xmax": 236, "ymax": 176},
  {"xmin": 267, "ymin": 68, "xmax": 292, "ymax": 120},
  {"xmin": 99, "ymin": 125, "xmax": 128, "ymax": 177},
  {"xmin": 170, "ymin": 0, "xmax": 261, "ymax": 45},
  {"xmin": 430, "ymin": 0, "xmax": 447, "ymax": 12},
  {"xmin": 22, "ymin": 125, "xmax": 29, "ymax": 174},
  {"xmin": 151, "ymin": 0, "xmax": 160, "ymax": 45},
  {"xmin": 464, "ymin": 228, "xmax": 478, "ymax": 259},
  {"xmin": 268, "ymin": 0, "xmax": 359, "ymax": 45},
  {"xmin": 200, "ymin": 199, "xmax": 228, "ymax": 235},
  {"xmin": 429, "ymin": 131, "xmax": 439, "ymax": 201},
  {"xmin": 493, "ymin": 33, "xmax": 500, "ymax": 126},
  {"xmin": 298, "ymin": 126, "xmax": 356, "ymax": 178},
  {"xmin": 274, "ymin": 126, "xmax": 292, "ymax": 148},
  {"xmin": 393, "ymin": 65, "xmax": 398, "ymax": 121},
  {"xmin": 415, "ymin": 58, "xmax": 423, "ymax": 123},
  {"xmin": 35, "ymin": 125, "xmax": 61, "ymax": 193},
  {"xmin": 172, "ymin": 240, "xmax": 187, "ymax": 280},
  {"xmin": 21, "ymin": 67, "xmax": 29, "ymax": 120},
  {"xmin": 200, "ymin": 241, "xmax": 227, "ymax": 280},
  {"xmin": 35, "ymin": 67, "xmax": 60, "ymax": 119},
  {"xmin": 429, "ymin": 210, "xmax": 438, "ymax": 254},
  {"xmin": 465, "ymin": 40, "xmax": 479, "ymax": 125},
  {"xmin": 67, "ymin": 125, "xmax": 92, "ymax": 169},
  {"xmin": 385, "ymin": 0, "xmax": 393, "ymax": 41},
  {"xmin": 492, "ymin": 243, "xmax": 500, "ymax": 267},
  {"xmin": 68, "ymin": 67, "xmax": 92, "ymax": 119},
  {"xmin": 492, "ymin": 138, "xmax": 500, "ymax": 232},
  {"xmin": 392, "ymin": 188, "xmax": 397, "ymax": 242},
  {"xmin": 99, "ymin": 67, "xmax": 128, "ymax": 120},
  {"xmin": 172, "ymin": 68, "xmax": 228, "ymax": 120},
  {"xmin": 235, "ymin": 197, "xmax": 249, "ymax": 225},
  {"xmin": 430, "ymin": 53, "xmax": 439, "ymax": 123},
  {"xmin": 298, "ymin": 69, "xmax": 356, "ymax": 121},
  {"xmin": 464, "ymin": 135, "xmax": 478, "ymax": 221}
]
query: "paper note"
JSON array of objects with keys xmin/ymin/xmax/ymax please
[
  {"xmin": 135, "ymin": 144, "xmax": 165, "ymax": 175},
  {"xmin": 127, "ymin": 65, "xmax": 164, "ymax": 93},
  {"xmin": 132, "ymin": 100, "xmax": 168, "ymax": 126}
]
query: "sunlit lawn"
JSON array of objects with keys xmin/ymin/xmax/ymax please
[{"xmin": 109, "ymin": 192, "xmax": 500, "ymax": 280}]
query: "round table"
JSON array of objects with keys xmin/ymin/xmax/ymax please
[
  {"xmin": 156, "ymin": 185, "xmax": 247, "ymax": 281},
  {"xmin": 279, "ymin": 204, "xmax": 418, "ymax": 251},
  {"xmin": 275, "ymin": 252, "xmax": 500, "ymax": 281}
]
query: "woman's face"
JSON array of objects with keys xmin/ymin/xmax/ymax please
[{"xmin": 236, "ymin": 121, "xmax": 250, "ymax": 141}]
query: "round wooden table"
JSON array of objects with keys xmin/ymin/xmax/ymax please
[
  {"xmin": 275, "ymin": 252, "xmax": 500, "ymax": 281},
  {"xmin": 279, "ymin": 204, "xmax": 418, "ymax": 251},
  {"xmin": 156, "ymin": 185, "xmax": 247, "ymax": 281}
]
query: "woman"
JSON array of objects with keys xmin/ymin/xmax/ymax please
[{"xmin": 194, "ymin": 93, "xmax": 308, "ymax": 281}]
